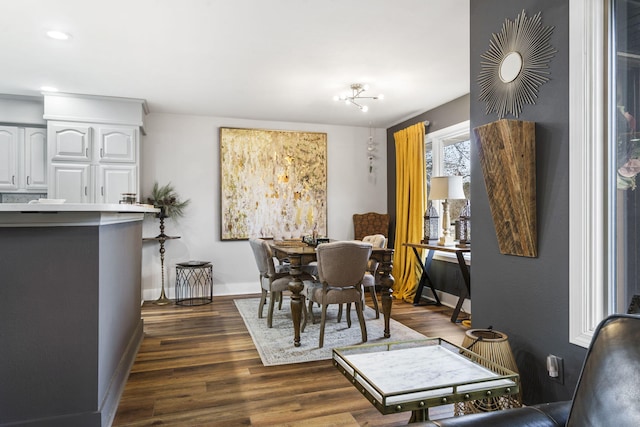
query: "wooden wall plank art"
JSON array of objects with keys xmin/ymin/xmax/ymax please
[
  {"xmin": 473, "ymin": 119, "xmax": 537, "ymax": 257},
  {"xmin": 219, "ymin": 127, "xmax": 327, "ymax": 241}
]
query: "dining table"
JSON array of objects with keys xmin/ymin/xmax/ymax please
[{"xmin": 269, "ymin": 241, "xmax": 395, "ymax": 347}]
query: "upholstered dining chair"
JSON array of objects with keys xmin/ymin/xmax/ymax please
[
  {"xmin": 339, "ymin": 234, "xmax": 387, "ymax": 321},
  {"xmin": 359, "ymin": 234, "xmax": 386, "ymax": 318},
  {"xmin": 249, "ymin": 238, "xmax": 312, "ymax": 328},
  {"xmin": 353, "ymin": 212, "xmax": 390, "ymax": 243},
  {"xmin": 304, "ymin": 240, "xmax": 373, "ymax": 348}
]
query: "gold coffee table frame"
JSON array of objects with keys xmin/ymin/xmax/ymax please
[{"xmin": 333, "ymin": 338, "xmax": 520, "ymax": 422}]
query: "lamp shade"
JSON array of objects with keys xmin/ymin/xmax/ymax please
[{"xmin": 429, "ymin": 176, "xmax": 466, "ymax": 200}]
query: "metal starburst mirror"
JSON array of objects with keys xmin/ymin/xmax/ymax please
[{"xmin": 478, "ymin": 10, "xmax": 557, "ymax": 118}]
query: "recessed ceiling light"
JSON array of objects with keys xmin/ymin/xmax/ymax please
[
  {"xmin": 46, "ymin": 30, "xmax": 70, "ymax": 40},
  {"xmin": 40, "ymin": 86, "xmax": 59, "ymax": 92}
]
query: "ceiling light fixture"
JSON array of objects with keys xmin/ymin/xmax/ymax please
[
  {"xmin": 46, "ymin": 30, "xmax": 71, "ymax": 40},
  {"xmin": 333, "ymin": 83, "xmax": 384, "ymax": 112}
]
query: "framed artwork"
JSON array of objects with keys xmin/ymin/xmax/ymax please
[{"xmin": 219, "ymin": 127, "xmax": 327, "ymax": 240}]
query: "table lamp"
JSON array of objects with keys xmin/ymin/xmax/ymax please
[{"xmin": 429, "ymin": 176, "xmax": 465, "ymax": 246}]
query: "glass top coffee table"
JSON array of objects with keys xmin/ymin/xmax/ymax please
[{"xmin": 333, "ymin": 338, "xmax": 520, "ymax": 422}]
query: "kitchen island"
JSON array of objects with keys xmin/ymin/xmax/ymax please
[{"xmin": 0, "ymin": 203, "xmax": 157, "ymax": 427}]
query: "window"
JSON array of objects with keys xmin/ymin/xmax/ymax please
[
  {"xmin": 426, "ymin": 121, "xmax": 471, "ymax": 220},
  {"xmin": 611, "ymin": 0, "xmax": 640, "ymax": 313},
  {"xmin": 569, "ymin": 0, "xmax": 640, "ymax": 347}
]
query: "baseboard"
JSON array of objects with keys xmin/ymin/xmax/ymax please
[
  {"xmin": 420, "ymin": 290, "xmax": 471, "ymax": 315},
  {"xmin": 142, "ymin": 281, "xmax": 257, "ymax": 302},
  {"xmin": 99, "ymin": 319, "xmax": 144, "ymax": 427}
]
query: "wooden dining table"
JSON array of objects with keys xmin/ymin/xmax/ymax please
[{"xmin": 269, "ymin": 241, "xmax": 395, "ymax": 347}]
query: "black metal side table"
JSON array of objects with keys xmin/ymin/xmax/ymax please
[{"xmin": 175, "ymin": 261, "xmax": 213, "ymax": 306}]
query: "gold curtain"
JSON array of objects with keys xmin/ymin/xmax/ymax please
[{"xmin": 392, "ymin": 122, "xmax": 426, "ymax": 302}]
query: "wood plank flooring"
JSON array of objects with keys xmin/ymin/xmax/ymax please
[{"xmin": 113, "ymin": 294, "xmax": 469, "ymax": 427}]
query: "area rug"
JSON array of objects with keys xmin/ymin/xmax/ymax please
[{"xmin": 234, "ymin": 297, "xmax": 427, "ymax": 366}]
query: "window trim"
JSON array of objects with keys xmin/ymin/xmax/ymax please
[
  {"xmin": 426, "ymin": 120, "xmax": 471, "ymax": 179},
  {"xmin": 569, "ymin": 0, "xmax": 609, "ymax": 348}
]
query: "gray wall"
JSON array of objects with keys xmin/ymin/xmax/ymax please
[
  {"xmin": 385, "ymin": 0, "xmax": 587, "ymax": 404},
  {"xmin": 469, "ymin": 0, "xmax": 586, "ymax": 403}
]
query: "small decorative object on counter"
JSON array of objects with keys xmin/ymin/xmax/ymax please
[{"xmin": 119, "ymin": 193, "xmax": 137, "ymax": 204}]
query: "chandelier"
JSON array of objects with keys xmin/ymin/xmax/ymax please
[{"xmin": 333, "ymin": 83, "xmax": 384, "ymax": 112}]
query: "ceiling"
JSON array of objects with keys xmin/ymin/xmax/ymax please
[{"xmin": 0, "ymin": 0, "xmax": 470, "ymax": 128}]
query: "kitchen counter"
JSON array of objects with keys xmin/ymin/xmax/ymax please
[{"xmin": 0, "ymin": 204, "xmax": 156, "ymax": 426}]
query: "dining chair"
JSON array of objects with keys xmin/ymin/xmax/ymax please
[
  {"xmin": 353, "ymin": 212, "xmax": 390, "ymax": 243},
  {"xmin": 305, "ymin": 240, "xmax": 373, "ymax": 348},
  {"xmin": 338, "ymin": 233, "xmax": 386, "ymax": 321},
  {"xmin": 249, "ymin": 238, "xmax": 312, "ymax": 328},
  {"xmin": 360, "ymin": 234, "xmax": 386, "ymax": 318}
]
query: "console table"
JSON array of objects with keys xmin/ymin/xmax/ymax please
[{"xmin": 403, "ymin": 242, "xmax": 470, "ymax": 323}]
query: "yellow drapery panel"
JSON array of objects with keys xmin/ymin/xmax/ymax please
[{"xmin": 392, "ymin": 122, "xmax": 426, "ymax": 302}]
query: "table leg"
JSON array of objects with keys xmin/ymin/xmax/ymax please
[
  {"xmin": 409, "ymin": 408, "xmax": 429, "ymax": 422},
  {"xmin": 451, "ymin": 251, "xmax": 471, "ymax": 323},
  {"xmin": 287, "ymin": 253, "xmax": 305, "ymax": 347},
  {"xmin": 412, "ymin": 247, "xmax": 440, "ymax": 306},
  {"xmin": 376, "ymin": 251, "xmax": 395, "ymax": 338}
]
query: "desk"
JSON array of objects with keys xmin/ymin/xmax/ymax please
[
  {"xmin": 333, "ymin": 338, "xmax": 519, "ymax": 422},
  {"xmin": 403, "ymin": 243, "xmax": 470, "ymax": 323},
  {"xmin": 270, "ymin": 242, "xmax": 394, "ymax": 347}
]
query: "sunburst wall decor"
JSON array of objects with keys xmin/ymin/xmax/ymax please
[{"xmin": 478, "ymin": 10, "xmax": 556, "ymax": 118}]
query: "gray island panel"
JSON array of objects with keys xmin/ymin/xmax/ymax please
[{"xmin": 0, "ymin": 205, "xmax": 155, "ymax": 427}]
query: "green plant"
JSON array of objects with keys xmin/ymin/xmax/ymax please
[{"xmin": 146, "ymin": 182, "xmax": 190, "ymax": 219}]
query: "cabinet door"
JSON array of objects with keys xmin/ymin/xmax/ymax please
[
  {"xmin": 0, "ymin": 126, "xmax": 18, "ymax": 190},
  {"xmin": 24, "ymin": 128, "xmax": 48, "ymax": 190},
  {"xmin": 50, "ymin": 163, "xmax": 90, "ymax": 203},
  {"xmin": 97, "ymin": 165, "xmax": 137, "ymax": 204},
  {"xmin": 97, "ymin": 126, "xmax": 137, "ymax": 163},
  {"xmin": 49, "ymin": 123, "xmax": 92, "ymax": 162}
]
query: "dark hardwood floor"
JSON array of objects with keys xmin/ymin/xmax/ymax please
[{"xmin": 113, "ymin": 294, "xmax": 469, "ymax": 426}]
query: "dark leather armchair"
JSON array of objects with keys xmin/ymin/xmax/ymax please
[{"xmin": 419, "ymin": 314, "xmax": 640, "ymax": 426}]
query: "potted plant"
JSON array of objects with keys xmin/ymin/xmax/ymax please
[{"xmin": 146, "ymin": 182, "xmax": 190, "ymax": 236}]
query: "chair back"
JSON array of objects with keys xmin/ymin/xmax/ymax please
[
  {"xmin": 353, "ymin": 212, "xmax": 390, "ymax": 242},
  {"xmin": 362, "ymin": 234, "xmax": 386, "ymax": 248},
  {"xmin": 316, "ymin": 241, "xmax": 372, "ymax": 287},
  {"xmin": 249, "ymin": 238, "xmax": 276, "ymax": 277},
  {"xmin": 567, "ymin": 314, "xmax": 640, "ymax": 426}
]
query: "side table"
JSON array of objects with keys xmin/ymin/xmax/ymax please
[
  {"xmin": 175, "ymin": 261, "xmax": 213, "ymax": 306},
  {"xmin": 333, "ymin": 338, "xmax": 519, "ymax": 422}
]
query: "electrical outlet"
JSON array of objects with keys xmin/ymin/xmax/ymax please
[{"xmin": 547, "ymin": 354, "xmax": 564, "ymax": 384}]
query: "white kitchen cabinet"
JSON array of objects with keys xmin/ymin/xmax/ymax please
[
  {"xmin": 0, "ymin": 126, "xmax": 18, "ymax": 190},
  {"xmin": 48, "ymin": 122, "xmax": 139, "ymax": 203},
  {"xmin": 50, "ymin": 163, "xmax": 90, "ymax": 203},
  {"xmin": 49, "ymin": 123, "xmax": 92, "ymax": 162},
  {"xmin": 98, "ymin": 164, "xmax": 137, "ymax": 203},
  {"xmin": 0, "ymin": 125, "xmax": 47, "ymax": 192},
  {"xmin": 24, "ymin": 128, "xmax": 48, "ymax": 190}
]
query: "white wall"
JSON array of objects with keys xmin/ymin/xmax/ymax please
[{"xmin": 140, "ymin": 113, "xmax": 387, "ymax": 300}]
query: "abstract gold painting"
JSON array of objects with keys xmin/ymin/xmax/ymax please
[{"xmin": 220, "ymin": 127, "xmax": 327, "ymax": 240}]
